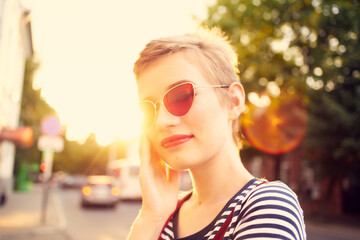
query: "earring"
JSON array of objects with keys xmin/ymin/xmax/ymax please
[{"xmin": 230, "ymin": 108, "xmax": 241, "ymax": 119}]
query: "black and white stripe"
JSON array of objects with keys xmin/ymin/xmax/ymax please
[
  {"xmin": 233, "ymin": 181, "xmax": 306, "ymax": 240},
  {"xmin": 160, "ymin": 179, "xmax": 306, "ymax": 240}
]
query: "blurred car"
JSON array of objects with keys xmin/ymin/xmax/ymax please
[{"xmin": 81, "ymin": 175, "xmax": 120, "ymax": 208}]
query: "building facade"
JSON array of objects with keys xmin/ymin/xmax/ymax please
[{"xmin": 0, "ymin": 0, "xmax": 33, "ymax": 196}]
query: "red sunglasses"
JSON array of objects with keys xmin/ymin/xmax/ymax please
[{"xmin": 139, "ymin": 82, "xmax": 229, "ymax": 129}]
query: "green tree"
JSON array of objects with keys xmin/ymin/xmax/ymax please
[
  {"xmin": 202, "ymin": 0, "xmax": 360, "ymax": 213},
  {"xmin": 53, "ymin": 133, "xmax": 110, "ymax": 175},
  {"xmin": 15, "ymin": 57, "xmax": 56, "ymax": 168}
]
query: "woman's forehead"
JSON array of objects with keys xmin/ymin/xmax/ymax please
[{"xmin": 136, "ymin": 53, "xmax": 209, "ymax": 99}]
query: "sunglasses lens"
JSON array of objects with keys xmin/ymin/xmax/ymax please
[
  {"xmin": 164, "ymin": 83, "xmax": 194, "ymax": 116},
  {"xmin": 139, "ymin": 101, "xmax": 155, "ymax": 129}
]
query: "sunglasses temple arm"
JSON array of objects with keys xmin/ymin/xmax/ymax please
[{"xmin": 196, "ymin": 85, "xmax": 230, "ymax": 89}]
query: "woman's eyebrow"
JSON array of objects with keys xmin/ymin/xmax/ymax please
[
  {"xmin": 167, "ymin": 79, "xmax": 193, "ymax": 90},
  {"xmin": 140, "ymin": 80, "xmax": 193, "ymax": 101}
]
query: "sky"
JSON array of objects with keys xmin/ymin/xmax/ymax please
[{"xmin": 26, "ymin": 0, "xmax": 215, "ymax": 146}]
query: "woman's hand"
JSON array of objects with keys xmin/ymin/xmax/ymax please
[
  {"xmin": 138, "ymin": 134, "xmax": 179, "ymax": 221},
  {"xmin": 127, "ymin": 134, "xmax": 179, "ymax": 240}
]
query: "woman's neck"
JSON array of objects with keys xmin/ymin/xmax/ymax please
[{"xmin": 188, "ymin": 143, "xmax": 254, "ymax": 206}]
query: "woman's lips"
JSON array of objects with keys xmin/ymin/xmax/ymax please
[{"xmin": 160, "ymin": 134, "xmax": 193, "ymax": 149}]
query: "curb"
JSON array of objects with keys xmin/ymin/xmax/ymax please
[{"xmin": 0, "ymin": 186, "xmax": 69, "ymax": 239}]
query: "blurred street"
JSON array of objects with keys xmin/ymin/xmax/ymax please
[
  {"xmin": 1, "ymin": 0, "xmax": 360, "ymax": 239},
  {"xmin": 0, "ymin": 184, "xmax": 140, "ymax": 240},
  {"xmin": 0, "ymin": 184, "xmax": 359, "ymax": 240}
]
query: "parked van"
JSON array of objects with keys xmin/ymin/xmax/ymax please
[
  {"xmin": 107, "ymin": 157, "xmax": 193, "ymax": 200},
  {"xmin": 107, "ymin": 158, "xmax": 142, "ymax": 200}
]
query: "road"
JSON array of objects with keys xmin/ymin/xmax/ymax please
[
  {"xmin": 59, "ymin": 188, "xmax": 141, "ymax": 240},
  {"xmin": 1, "ymin": 185, "xmax": 359, "ymax": 240},
  {"xmin": 56, "ymin": 188, "xmax": 360, "ymax": 240}
]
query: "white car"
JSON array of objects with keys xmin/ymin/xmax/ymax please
[
  {"xmin": 107, "ymin": 159, "xmax": 192, "ymax": 200},
  {"xmin": 81, "ymin": 175, "xmax": 120, "ymax": 208}
]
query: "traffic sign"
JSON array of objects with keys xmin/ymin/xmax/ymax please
[
  {"xmin": 37, "ymin": 135, "xmax": 64, "ymax": 152},
  {"xmin": 40, "ymin": 115, "xmax": 62, "ymax": 136}
]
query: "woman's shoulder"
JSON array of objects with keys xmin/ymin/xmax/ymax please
[
  {"xmin": 247, "ymin": 180, "xmax": 302, "ymax": 208},
  {"xmin": 242, "ymin": 179, "xmax": 304, "ymax": 217},
  {"xmin": 231, "ymin": 179, "xmax": 307, "ymax": 240}
]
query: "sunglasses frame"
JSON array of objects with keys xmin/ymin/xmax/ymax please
[{"xmin": 139, "ymin": 82, "xmax": 229, "ymax": 129}]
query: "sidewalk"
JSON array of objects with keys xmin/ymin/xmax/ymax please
[
  {"xmin": 306, "ymin": 220, "xmax": 360, "ymax": 240},
  {"xmin": 305, "ymin": 215, "xmax": 360, "ymax": 240},
  {"xmin": 0, "ymin": 183, "xmax": 70, "ymax": 240}
]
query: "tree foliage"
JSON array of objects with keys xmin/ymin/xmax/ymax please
[
  {"xmin": 15, "ymin": 57, "xmax": 56, "ymax": 167},
  {"xmin": 202, "ymin": 0, "xmax": 360, "ymax": 181},
  {"xmin": 53, "ymin": 133, "xmax": 109, "ymax": 175}
]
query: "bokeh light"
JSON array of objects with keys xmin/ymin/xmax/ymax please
[{"xmin": 242, "ymin": 89, "xmax": 308, "ymax": 155}]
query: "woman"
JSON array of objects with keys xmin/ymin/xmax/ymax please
[{"xmin": 127, "ymin": 28, "xmax": 306, "ymax": 240}]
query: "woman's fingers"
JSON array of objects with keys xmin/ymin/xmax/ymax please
[
  {"xmin": 138, "ymin": 134, "xmax": 179, "ymax": 219},
  {"xmin": 138, "ymin": 134, "xmax": 168, "ymax": 190},
  {"xmin": 139, "ymin": 134, "xmax": 151, "ymax": 167}
]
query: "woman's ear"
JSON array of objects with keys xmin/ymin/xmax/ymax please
[{"xmin": 228, "ymin": 82, "xmax": 245, "ymax": 120}]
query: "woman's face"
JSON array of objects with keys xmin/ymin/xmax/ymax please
[{"xmin": 137, "ymin": 53, "xmax": 233, "ymax": 170}]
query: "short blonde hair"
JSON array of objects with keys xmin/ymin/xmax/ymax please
[{"xmin": 134, "ymin": 27, "xmax": 242, "ymax": 147}]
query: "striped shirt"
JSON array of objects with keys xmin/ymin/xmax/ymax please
[{"xmin": 160, "ymin": 178, "xmax": 306, "ymax": 240}]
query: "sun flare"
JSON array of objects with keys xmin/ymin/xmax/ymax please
[{"xmin": 29, "ymin": 0, "xmax": 213, "ymax": 145}]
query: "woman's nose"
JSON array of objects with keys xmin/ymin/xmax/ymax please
[{"xmin": 155, "ymin": 103, "xmax": 180, "ymax": 129}]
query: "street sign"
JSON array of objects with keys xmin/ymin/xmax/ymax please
[
  {"xmin": 37, "ymin": 135, "xmax": 64, "ymax": 152},
  {"xmin": 40, "ymin": 115, "xmax": 62, "ymax": 136}
]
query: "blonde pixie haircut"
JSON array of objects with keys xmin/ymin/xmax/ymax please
[{"xmin": 134, "ymin": 27, "xmax": 242, "ymax": 147}]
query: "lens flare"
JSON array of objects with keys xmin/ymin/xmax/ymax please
[{"xmin": 242, "ymin": 90, "xmax": 308, "ymax": 155}]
